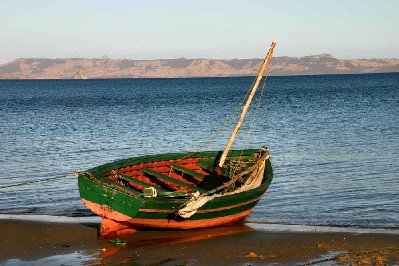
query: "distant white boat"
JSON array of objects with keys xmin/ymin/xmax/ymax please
[{"xmin": 73, "ymin": 71, "xmax": 87, "ymax": 79}]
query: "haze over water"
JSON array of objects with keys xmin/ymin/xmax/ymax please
[{"xmin": 0, "ymin": 73, "xmax": 398, "ymax": 228}]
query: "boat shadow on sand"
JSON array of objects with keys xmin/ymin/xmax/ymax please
[{"xmin": 98, "ymin": 223, "xmax": 252, "ymax": 264}]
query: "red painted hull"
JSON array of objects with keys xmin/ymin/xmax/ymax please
[{"xmin": 82, "ymin": 199, "xmax": 254, "ymax": 237}]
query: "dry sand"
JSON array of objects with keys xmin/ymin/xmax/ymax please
[{"xmin": 1, "ymin": 219, "xmax": 399, "ymax": 265}]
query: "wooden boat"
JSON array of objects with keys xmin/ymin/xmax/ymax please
[{"xmin": 77, "ymin": 42, "xmax": 276, "ymax": 238}]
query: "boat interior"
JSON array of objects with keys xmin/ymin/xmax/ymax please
[{"xmin": 102, "ymin": 153, "xmax": 260, "ymax": 197}]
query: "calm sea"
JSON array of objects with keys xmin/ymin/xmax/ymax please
[{"xmin": 0, "ymin": 73, "xmax": 398, "ymax": 228}]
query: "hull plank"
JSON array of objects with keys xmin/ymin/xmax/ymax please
[{"xmin": 83, "ymin": 199, "xmax": 253, "ymax": 237}]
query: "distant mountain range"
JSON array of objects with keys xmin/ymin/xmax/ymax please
[{"xmin": 0, "ymin": 54, "xmax": 398, "ymax": 79}]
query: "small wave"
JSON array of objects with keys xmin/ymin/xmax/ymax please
[
  {"xmin": 0, "ymin": 214, "xmax": 101, "ymax": 224},
  {"xmin": 247, "ymin": 222, "xmax": 399, "ymax": 235},
  {"xmin": 4, "ymin": 251, "xmax": 97, "ymax": 266}
]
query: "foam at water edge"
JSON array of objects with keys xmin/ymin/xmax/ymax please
[
  {"xmin": 0, "ymin": 214, "xmax": 101, "ymax": 224},
  {"xmin": 248, "ymin": 222, "xmax": 399, "ymax": 235},
  {"xmin": 4, "ymin": 251, "xmax": 98, "ymax": 266}
]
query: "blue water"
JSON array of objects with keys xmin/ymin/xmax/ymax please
[{"xmin": 0, "ymin": 73, "xmax": 398, "ymax": 228}]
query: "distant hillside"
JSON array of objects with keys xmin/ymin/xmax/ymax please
[{"xmin": 0, "ymin": 54, "xmax": 398, "ymax": 79}]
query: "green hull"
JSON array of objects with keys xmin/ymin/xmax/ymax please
[{"xmin": 78, "ymin": 148, "xmax": 273, "ymax": 233}]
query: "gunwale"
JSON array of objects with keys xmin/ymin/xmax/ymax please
[{"xmin": 88, "ymin": 149, "xmax": 259, "ymax": 176}]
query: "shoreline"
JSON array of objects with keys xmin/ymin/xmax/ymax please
[
  {"xmin": 0, "ymin": 71, "xmax": 399, "ymax": 81},
  {"xmin": 1, "ymin": 217, "xmax": 399, "ymax": 265},
  {"xmin": 2, "ymin": 214, "xmax": 399, "ymax": 235}
]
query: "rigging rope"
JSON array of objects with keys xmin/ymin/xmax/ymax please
[
  {"xmin": 242, "ymin": 58, "xmax": 272, "ymax": 150},
  {"xmin": 181, "ymin": 77, "xmax": 256, "ymax": 159},
  {"xmin": 0, "ymin": 173, "xmax": 73, "ymax": 190},
  {"xmin": 230, "ymin": 53, "xmax": 274, "ymax": 176},
  {"xmin": 3, "ymin": 55, "xmax": 274, "ymax": 189},
  {"xmin": 237, "ymin": 55, "xmax": 273, "ymax": 158},
  {"xmin": 183, "ymin": 56, "xmax": 271, "ymax": 159}
]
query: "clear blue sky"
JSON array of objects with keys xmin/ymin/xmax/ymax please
[{"xmin": 0, "ymin": 0, "xmax": 398, "ymax": 63}]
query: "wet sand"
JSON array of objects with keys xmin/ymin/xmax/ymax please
[{"xmin": 1, "ymin": 219, "xmax": 399, "ymax": 265}]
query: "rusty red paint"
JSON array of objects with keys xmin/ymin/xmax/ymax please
[{"xmin": 83, "ymin": 198, "xmax": 253, "ymax": 236}]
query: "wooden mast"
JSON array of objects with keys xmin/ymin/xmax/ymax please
[{"xmin": 218, "ymin": 42, "xmax": 276, "ymax": 168}]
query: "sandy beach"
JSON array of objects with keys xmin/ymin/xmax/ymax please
[{"xmin": 1, "ymin": 218, "xmax": 399, "ymax": 265}]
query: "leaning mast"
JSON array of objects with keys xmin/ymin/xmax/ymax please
[{"xmin": 218, "ymin": 42, "xmax": 276, "ymax": 168}]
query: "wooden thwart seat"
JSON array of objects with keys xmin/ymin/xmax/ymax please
[
  {"xmin": 102, "ymin": 177, "xmax": 141, "ymax": 195},
  {"xmin": 140, "ymin": 168, "xmax": 207, "ymax": 193},
  {"xmin": 170, "ymin": 165, "xmax": 205, "ymax": 179},
  {"xmin": 116, "ymin": 174, "xmax": 169, "ymax": 193}
]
